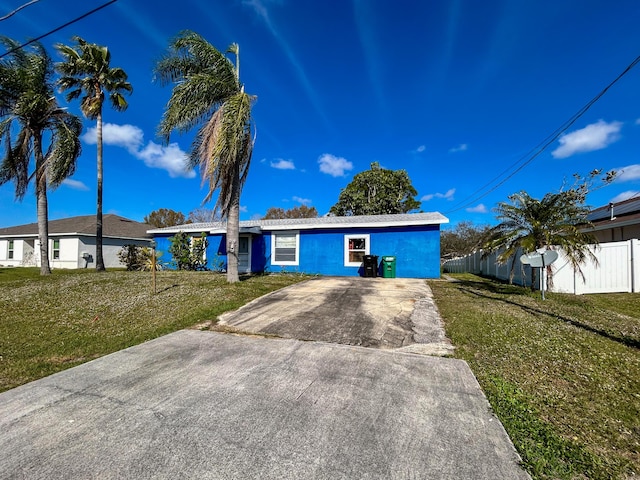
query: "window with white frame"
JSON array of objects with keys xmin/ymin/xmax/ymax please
[
  {"xmin": 190, "ymin": 234, "xmax": 208, "ymax": 261},
  {"xmin": 272, "ymin": 231, "xmax": 299, "ymax": 265},
  {"xmin": 52, "ymin": 239, "xmax": 60, "ymax": 260},
  {"xmin": 344, "ymin": 234, "xmax": 370, "ymax": 267},
  {"xmin": 8, "ymin": 240, "xmax": 14, "ymax": 259}
]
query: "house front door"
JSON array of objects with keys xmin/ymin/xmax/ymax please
[{"xmin": 238, "ymin": 236, "xmax": 251, "ymax": 273}]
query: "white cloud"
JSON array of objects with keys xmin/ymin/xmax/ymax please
[
  {"xmin": 82, "ymin": 123, "xmax": 144, "ymax": 154},
  {"xmin": 240, "ymin": 205, "xmax": 248, "ymax": 213},
  {"xmin": 636, "ymin": 118, "xmax": 640, "ymax": 125},
  {"xmin": 270, "ymin": 159, "xmax": 295, "ymax": 170},
  {"xmin": 421, "ymin": 188, "xmax": 455, "ymax": 202},
  {"xmin": 614, "ymin": 164, "xmax": 640, "ymax": 182},
  {"xmin": 610, "ymin": 191, "xmax": 639, "ymax": 203},
  {"xmin": 466, "ymin": 204, "xmax": 487, "ymax": 213},
  {"xmin": 82, "ymin": 123, "xmax": 193, "ymax": 178},
  {"xmin": 293, "ymin": 196, "xmax": 312, "ymax": 205},
  {"xmin": 449, "ymin": 143, "xmax": 468, "ymax": 153},
  {"xmin": 137, "ymin": 141, "xmax": 194, "ymax": 178},
  {"xmin": 61, "ymin": 179, "xmax": 89, "ymax": 191},
  {"xmin": 415, "ymin": 145, "xmax": 426, "ymax": 153},
  {"xmin": 552, "ymin": 120, "xmax": 623, "ymax": 159},
  {"xmin": 318, "ymin": 153, "xmax": 353, "ymax": 177}
]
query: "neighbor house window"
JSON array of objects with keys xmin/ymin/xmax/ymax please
[
  {"xmin": 52, "ymin": 239, "xmax": 60, "ymax": 260},
  {"xmin": 8, "ymin": 240, "xmax": 14, "ymax": 259},
  {"xmin": 344, "ymin": 234, "xmax": 370, "ymax": 267},
  {"xmin": 271, "ymin": 231, "xmax": 299, "ymax": 265}
]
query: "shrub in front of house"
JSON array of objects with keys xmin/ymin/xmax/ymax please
[
  {"xmin": 117, "ymin": 245, "xmax": 156, "ymax": 271},
  {"xmin": 168, "ymin": 231, "xmax": 208, "ymax": 271}
]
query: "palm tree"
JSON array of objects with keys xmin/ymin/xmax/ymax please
[
  {"xmin": 483, "ymin": 190, "xmax": 598, "ymax": 286},
  {"xmin": 154, "ymin": 31, "xmax": 255, "ymax": 283},
  {"xmin": 55, "ymin": 36, "xmax": 132, "ymax": 271},
  {"xmin": 0, "ymin": 37, "xmax": 82, "ymax": 275}
]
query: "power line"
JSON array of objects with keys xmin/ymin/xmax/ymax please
[
  {"xmin": 0, "ymin": 0, "xmax": 40, "ymax": 22},
  {"xmin": 445, "ymin": 52, "xmax": 640, "ymax": 215},
  {"xmin": 0, "ymin": 0, "xmax": 118, "ymax": 59}
]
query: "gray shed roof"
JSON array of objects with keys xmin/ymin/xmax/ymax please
[
  {"xmin": 148, "ymin": 212, "xmax": 449, "ymax": 235},
  {"xmin": 0, "ymin": 214, "xmax": 152, "ymax": 239}
]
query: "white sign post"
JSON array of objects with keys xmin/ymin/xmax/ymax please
[{"xmin": 520, "ymin": 249, "xmax": 559, "ymax": 300}]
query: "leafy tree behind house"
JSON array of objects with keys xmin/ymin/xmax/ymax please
[
  {"xmin": 144, "ymin": 208, "xmax": 187, "ymax": 228},
  {"xmin": 155, "ymin": 32, "xmax": 255, "ymax": 283},
  {"xmin": 0, "ymin": 37, "xmax": 82, "ymax": 275},
  {"xmin": 263, "ymin": 205, "xmax": 318, "ymax": 219},
  {"xmin": 440, "ymin": 221, "xmax": 491, "ymax": 261},
  {"xmin": 187, "ymin": 207, "xmax": 221, "ymax": 223},
  {"xmin": 56, "ymin": 36, "xmax": 133, "ymax": 272},
  {"xmin": 330, "ymin": 162, "xmax": 420, "ymax": 216},
  {"xmin": 482, "ymin": 170, "xmax": 616, "ymax": 284}
]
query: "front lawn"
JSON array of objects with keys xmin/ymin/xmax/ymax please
[
  {"xmin": 429, "ymin": 274, "xmax": 640, "ymax": 480},
  {"xmin": 0, "ymin": 268, "xmax": 307, "ymax": 392}
]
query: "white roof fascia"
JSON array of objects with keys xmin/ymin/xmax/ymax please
[
  {"xmin": 206, "ymin": 226, "xmax": 262, "ymax": 235},
  {"xmin": 147, "ymin": 225, "xmax": 217, "ymax": 235},
  {"xmin": 260, "ymin": 219, "xmax": 449, "ymax": 231},
  {"xmin": 0, "ymin": 234, "xmax": 38, "ymax": 239},
  {"xmin": 147, "ymin": 214, "xmax": 450, "ymax": 235}
]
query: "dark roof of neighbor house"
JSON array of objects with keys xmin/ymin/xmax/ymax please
[
  {"xmin": 148, "ymin": 212, "xmax": 449, "ymax": 235},
  {"xmin": 586, "ymin": 196, "xmax": 640, "ymax": 231},
  {"xmin": 0, "ymin": 214, "xmax": 152, "ymax": 239}
]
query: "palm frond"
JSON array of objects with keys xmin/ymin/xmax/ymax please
[
  {"xmin": 55, "ymin": 36, "xmax": 132, "ymax": 120},
  {"xmin": 47, "ymin": 112, "xmax": 83, "ymax": 186}
]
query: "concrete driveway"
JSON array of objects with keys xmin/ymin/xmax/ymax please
[
  {"xmin": 0, "ymin": 277, "xmax": 530, "ymax": 479},
  {"xmin": 218, "ymin": 277, "xmax": 455, "ymax": 355}
]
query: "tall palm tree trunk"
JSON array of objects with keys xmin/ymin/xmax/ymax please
[
  {"xmin": 226, "ymin": 164, "xmax": 241, "ymax": 283},
  {"xmin": 34, "ymin": 135, "xmax": 51, "ymax": 275},
  {"xmin": 95, "ymin": 111, "xmax": 105, "ymax": 271}
]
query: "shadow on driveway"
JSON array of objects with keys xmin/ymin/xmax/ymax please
[{"xmin": 218, "ymin": 277, "xmax": 442, "ymax": 350}]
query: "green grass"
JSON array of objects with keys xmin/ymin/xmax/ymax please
[
  {"xmin": 3, "ymin": 267, "xmax": 638, "ymax": 478},
  {"xmin": 429, "ymin": 274, "xmax": 640, "ymax": 480},
  {"xmin": 0, "ymin": 268, "xmax": 307, "ymax": 393}
]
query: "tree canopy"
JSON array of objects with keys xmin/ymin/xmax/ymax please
[
  {"xmin": 482, "ymin": 170, "xmax": 616, "ymax": 282},
  {"xmin": 144, "ymin": 208, "xmax": 187, "ymax": 228},
  {"xmin": 330, "ymin": 162, "xmax": 420, "ymax": 216},
  {"xmin": 187, "ymin": 207, "xmax": 221, "ymax": 223},
  {"xmin": 56, "ymin": 36, "xmax": 132, "ymax": 272},
  {"xmin": 0, "ymin": 37, "xmax": 82, "ymax": 275},
  {"xmin": 154, "ymin": 31, "xmax": 255, "ymax": 283},
  {"xmin": 263, "ymin": 205, "xmax": 318, "ymax": 219},
  {"xmin": 440, "ymin": 221, "xmax": 491, "ymax": 261}
]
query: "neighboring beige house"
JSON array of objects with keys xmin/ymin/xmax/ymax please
[
  {"xmin": 0, "ymin": 214, "xmax": 152, "ymax": 269},
  {"xmin": 587, "ymin": 196, "xmax": 640, "ymax": 242}
]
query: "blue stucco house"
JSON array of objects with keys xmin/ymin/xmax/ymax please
[{"xmin": 147, "ymin": 212, "xmax": 448, "ymax": 278}]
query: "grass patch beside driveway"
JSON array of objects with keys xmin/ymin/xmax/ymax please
[
  {"xmin": 429, "ymin": 273, "xmax": 640, "ymax": 480},
  {"xmin": 0, "ymin": 268, "xmax": 307, "ymax": 393}
]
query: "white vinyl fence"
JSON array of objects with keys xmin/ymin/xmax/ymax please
[{"xmin": 443, "ymin": 239, "xmax": 640, "ymax": 294}]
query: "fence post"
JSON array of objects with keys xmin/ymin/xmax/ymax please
[{"xmin": 632, "ymin": 239, "xmax": 639, "ymax": 293}]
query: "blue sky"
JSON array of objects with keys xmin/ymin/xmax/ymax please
[{"xmin": 1, "ymin": 0, "xmax": 640, "ymax": 229}]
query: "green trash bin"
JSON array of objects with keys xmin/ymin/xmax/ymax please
[{"xmin": 381, "ymin": 256, "xmax": 396, "ymax": 278}]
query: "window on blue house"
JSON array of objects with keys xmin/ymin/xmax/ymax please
[
  {"xmin": 190, "ymin": 235, "xmax": 207, "ymax": 262},
  {"xmin": 272, "ymin": 231, "xmax": 299, "ymax": 265},
  {"xmin": 344, "ymin": 234, "xmax": 370, "ymax": 267}
]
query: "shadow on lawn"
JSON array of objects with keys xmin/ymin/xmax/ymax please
[{"xmin": 453, "ymin": 278, "xmax": 640, "ymax": 350}]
